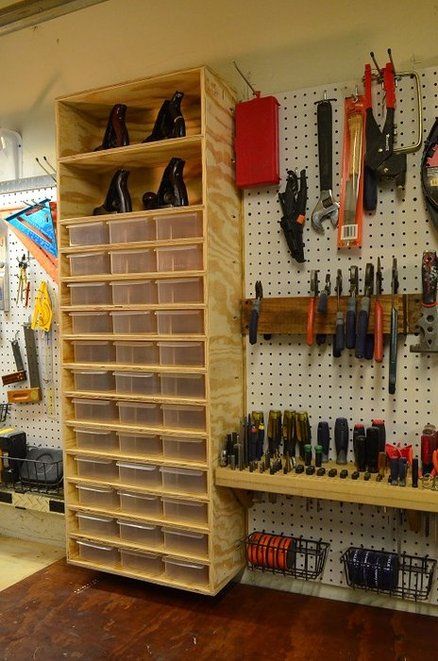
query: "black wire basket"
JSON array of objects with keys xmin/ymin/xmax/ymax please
[
  {"xmin": 1, "ymin": 449, "xmax": 63, "ymax": 495},
  {"xmin": 244, "ymin": 531, "xmax": 329, "ymax": 580},
  {"xmin": 341, "ymin": 547, "xmax": 436, "ymax": 601}
]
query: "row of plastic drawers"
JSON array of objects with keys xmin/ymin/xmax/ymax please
[
  {"xmin": 67, "ymin": 212, "xmax": 202, "ymax": 247},
  {"xmin": 72, "ymin": 340, "xmax": 204, "ymax": 366},
  {"xmin": 75, "ymin": 512, "xmax": 208, "ymax": 555},
  {"xmin": 68, "ymin": 277, "xmax": 203, "ymax": 305},
  {"xmin": 75, "ymin": 539, "xmax": 209, "ymax": 586},
  {"xmin": 67, "ymin": 245, "xmax": 202, "ymax": 276},
  {"xmin": 71, "ymin": 398, "xmax": 205, "ymax": 429},
  {"xmin": 74, "ymin": 429, "xmax": 206, "ymax": 462},
  {"xmin": 71, "ymin": 370, "xmax": 205, "ymax": 398},
  {"xmin": 69, "ymin": 310, "xmax": 203, "ymax": 335},
  {"xmin": 75, "ymin": 485, "xmax": 207, "ymax": 524},
  {"xmin": 74, "ymin": 459, "xmax": 207, "ymax": 494}
]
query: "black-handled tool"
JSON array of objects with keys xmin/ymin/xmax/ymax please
[
  {"xmin": 282, "ymin": 410, "xmax": 295, "ymax": 457},
  {"xmin": 371, "ymin": 419, "xmax": 386, "ymax": 452},
  {"xmin": 267, "ymin": 410, "xmax": 282, "ymax": 456},
  {"xmin": 317, "ymin": 274, "xmax": 331, "ymax": 345},
  {"xmin": 278, "ymin": 169, "xmax": 307, "ymax": 263},
  {"xmin": 335, "ymin": 417, "xmax": 349, "ymax": 465},
  {"xmin": 311, "ymin": 94, "xmax": 339, "ymax": 233},
  {"xmin": 317, "ymin": 421, "xmax": 330, "ymax": 462},
  {"xmin": 410, "ymin": 250, "xmax": 438, "ymax": 353},
  {"xmin": 365, "ymin": 427, "xmax": 380, "ymax": 473},
  {"xmin": 346, "ymin": 266, "xmax": 358, "ymax": 349},
  {"xmin": 249, "ymin": 281, "xmax": 263, "ymax": 345},
  {"xmin": 353, "ymin": 423, "xmax": 365, "ymax": 467},
  {"xmin": 334, "ymin": 269, "xmax": 345, "ymax": 356},
  {"xmin": 11, "ymin": 339, "xmax": 25, "ymax": 371},
  {"xmin": 388, "ymin": 257, "xmax": 399, "ymax": 393},
  {"xmin": 355, "ymin": 263, "xmax": 374, "ymax": 358}
]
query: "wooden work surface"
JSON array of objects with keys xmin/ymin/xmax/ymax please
[
  {"xmin": 1, "ymin": 560, "xmax": 436, "ymax": 659},
  {"xmin": 215, "ymin": 464, "xmax": 438, "ymax": 513}
]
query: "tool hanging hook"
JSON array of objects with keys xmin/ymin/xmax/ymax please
[
  {"xmin": 370, "ymin": 51, "xmax": 382, "ymax": 77},
  {"xmin": 43, "ymin": 156, "xmax": 57, "ymax": 174},
  {"xmin": 35, "ymin": 157, "xmax": 56, "ymax": 182},
  {"xmin": 232, "ymin": 60, "xmax": 259, "ymax": 97}
]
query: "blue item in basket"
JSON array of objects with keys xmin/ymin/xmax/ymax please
[{"xmin": 347, "ymin": 548, "xmax": 399, "ymax": 591}]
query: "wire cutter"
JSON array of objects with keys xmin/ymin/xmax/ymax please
[{"xmin": 278, "ymin": 169, "xmax": 307, "ymax": 263}]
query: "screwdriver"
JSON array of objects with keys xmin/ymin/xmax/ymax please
[
  {"xmin": 346, "ymin": 266, "xmax": 358, "ymax": 349},
  {"xmin": 355, "ymin": 263, "xmax": 374, "ymax": 359},
  {"xmin": 334, "ymin": 269, "xmax": 345, "ymax": 356},
  {"xmin": 374, "ymin": 257, "xmax": 384, "ymax": 362},
  {"xmin": 388, "ymin": 257, "xmax": 399, "ymax": 394},
  {"xmin": 335, "ymin": 417, "xmax": 349, "ymax": 464},
  {"xmin": 316, "ymin": 273, "xmax": 331, "ymax": 345},
  {"xmin": 317, "ymin": 421, "xmax": 330, "ymax": 462},
  {"xmin": 306, "ymin": 270, "xmax": 319, "ymax": 346}
]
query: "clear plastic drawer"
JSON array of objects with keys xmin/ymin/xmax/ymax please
[
  {"xmin": 156, "ymin": 310, "xmax": 203, "ymax": 335},
  {"xmin": 155, "ymin": 212, "xmax": 202, "ymax": 240},
  {"xmin": 117, "ymin": 462, "xmax": 161, "ymax": 488},
  {"xmin": 161, "ymin": 404, "xmax": 205, "ymax": 430},
  {"xmin": 158, "ymin": 341, "xmax": 204, "ymax": 366},
  {"xmin": 160, "ymin": 467, "xmax": 207, "ymax": 495},
  {"xmin": 76, "ymin": 540, "xmax": 119, "ymax": 566},
  {"xmin": 72, "ymin": 398, "xmax": 117, "ymax": 422},
  {"xmin": 67, "ymin": 282, "xmax": 111, "ymax": 305},
  {"xmin": 156, "ymin": 278, "xmax": 203, "ymax": 304},
  {"xmin": 114, "ymin": 341, "xmax": 158, "ymax": 365},
  {"xmin": 70, "ymin": 312, "xmax": 111, "ymax": 334},
  {"xmin": 120, "ymin": 549, "xmax": 163, "ymax": 575},
  {"xmin": 110, "ymin": 311, "xmax": 156, "ymax": 334},
  {"xmin": 118, "ymin": 432, "xmax": 162, "ymax": 457},
  {"xmin": 75, "ymin": 484, "xmax": 118, "ymax": 509},
  {"xmin": 162, "ymin": 498, "xmax": 208, "ymax": 526},
  {"xmin": 160, "ymin": 374, "xmax": 205, "ymax": 398},
  {"xmin": 117, "ymin": 401, "xmax": 162, "ymax": 426},
  {"xmin": 114, "ymin": 371, "xmax": 159, "ymax": 395},
  {"xmin": 72, "ymin": 370, "xmax": 114, "ymax": 392},
  {"xmin": 72, "ymin": 340, "xmax": 115, "ymax": 363},
  {"xmin": 68, "ymin": 251, "xmax": 109, "ymax": 276},
  {"xmin": 109, "ymin": 216, "xmax": 155, "ymax": 244},
  {"xmin": 118, "ymin": 490, "xmax": 162, "ymax": 517},
  {"xmin": 164, "ymin": 556, "xmax": 208, "ymax": 586},
  {"xmin": 163, "ymin": 528, "xmax": 208, "ymax": 557},
  {"xmin": 117, "ymin": 520, "xmax": 163, "ymax": 548},
  {"xmin": 76, "ymin": 512, "xmax": 118, "ymax": 538},
  {"xmin": 110, "ymin": 249, "xmax": 155, "ymax": 274},
  {"xmin": 67, "ymin": 221, "xmax": 108, "ymax": 247},
  {"xmin": 110, "ymin": 280, "xmax": 157, "ymax": 305},
  {"xmin": 74, "ymin": 427, "xmax": 119, "ymax": 452},
  {"xmin": 74, "ymin": 456, "xmax": 118, "ymax": 481},
  {"xmin": 156, "ymin": 245, "xmax": 203, "ymax": 272},
  {"xmin": 162, "ymin": 436, "xmax": 206, "ymax": 463}
]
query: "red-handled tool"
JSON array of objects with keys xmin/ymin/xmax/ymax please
[
  {"xmin": 374, "ymin": 257, "xmax": 384, "ymax": 362},
  {"xmin": 306, "ymin": 270, "xmax": 319, "ymax": 346}
]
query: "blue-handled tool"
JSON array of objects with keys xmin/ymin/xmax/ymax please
[
  {"xmin": 346, "ymin": 266, "xmax": 358, "ymax": 349},
  {"xmin": 249, "ymin": 281, "xmax": 263, "ymax": 345},
  {"xmin": 334, "ymin": 269, "xmax": 345, "ymax": 356},
  {"xmin": 355, "ymin": 263, "xmax": 374, "ymax": 359}
]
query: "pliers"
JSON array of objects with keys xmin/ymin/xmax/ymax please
[{"xmin": 278, "ymin": 169, "xmax": 307, "ymax": 263}]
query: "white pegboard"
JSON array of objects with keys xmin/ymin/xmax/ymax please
[
  {"xmin": 244, "ymin": 65, "xmax": 438, "ymax": 610},
  {"xmin": 0, "ymin": 187, "xmax": 62, "ymax": 449}
]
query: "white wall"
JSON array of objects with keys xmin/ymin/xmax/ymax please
[{"xmin": 0, "ymin": 0, "xmax": 436, "ymax": 174}]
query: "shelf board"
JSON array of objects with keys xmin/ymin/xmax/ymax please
[
  {"xmin": 60, "ymin": 204, "xmax": 204, "ymax": 226},
  {"xmin": 215, "ymin": 465, "xmax": 438, "ymax": 513},
  {"xmin": 61, "ymin": 304, "xmax": 206, "ymax": 312},
  {"xmin": 69, "ymin": 531, "xmax": 209, "ymax": 564},
  {"xmin": 65, "ymin": 419, "xmax": 206, "ymax": 438},
  {"xmin": 68, "ymin": 503, "xmax": 209, "ymax": 533},
  {"xmin": 67, "ymin": 555, "xmax": 213, "ymax": 595},
  {"xmin": 67, "ymin": 475, "xmax": 209, "ymax": 502},
  {"xmin": 62, "ymin": 334, "xmax": 207, "ymax": 342},
  {"xmin": 0, "ymin": 487, "xmax": 64, "ymax": 514},
  {"xmin": 61, "ymin": 236, "xmax": 204, "ymax": 255},
  {"xmin": 66, "ymin": 447, "xmax": 207, "ymax": 471},
  {"xmin": 62, "ymin": 270, "xmax": 206, "ymax": 283},
  {"xmin": 64, "ymin": 390, "xmax": 206, "ymax": 406},
  {"xmin": 63, "ymin": 362, "xmax": 207, "ymax": 374},
  {"xmin": 59, "ymin": 135, "xmax": 203, "ymax": 172}
]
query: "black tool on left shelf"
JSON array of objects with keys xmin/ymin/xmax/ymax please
[{"xmin": 278, "ymin": 169, "xmax": 307, "ymax": 263}]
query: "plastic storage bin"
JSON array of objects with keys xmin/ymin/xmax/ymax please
[
  {"xmin": 72, "ymin": 398, "xmax": 117, "ymax": 421},
  {"xmin": 69, "ymin": 312, "xmax": 111, "ymax": 334},
  {"xmin": 114, "ymin": 341, "xmax": 158, "ymax": 365},
  {"xmin": 160, "ymin": 467, "xmax": 207, "ymax": 495},
  {"xmin": 67, "ymin": 221, "xmax": 108, "ymax": 247},
  {"xmin": 163, "ymin": 528, "xmax": 208, "ymax": 557},
  {"xmin": 110, "ymin": 249, "xmax": 155, "ymax": 274},
  {"xmin": 117, "ymin": 462, "xmax": 161, "ymax": 488},
  {"xmin": 162, "ymin": 436, "xmax": 206, "ymax": 463},
  {"xmin": 114, "ymin": 372, "xmax": 159, "ymax": 395},
  {"xmin": 120, "ymin": 549, "xmax": 163, "ymax": 575},
  {"xmin": 117, "ymin": 401, "xmax": 161, "ymax": 426},
  {"xmin": 68, "ymin": 251, "xmax": 109, "ymax": 276},
  {"xmin": 155, "ymin": 212, "xmax": 202, "ymax": 240},
  {"xmin": 118, "ymin": 520, "xmax": 163, "ymax": 547},
  {"xmin": 110, "ymin": 311, "xmax": 156, "ymax": 334},
  {"xmin": 158, "ymin": 341, "xmax": 204, "ymax": 366},
  {"xmin": 118, "ymin": 490, "xmax": 162, "ymax": 517},
  {"xmin": 164, "ymin": 556, "xmax": 208, "ymax": 586},
  {"xmin": 160, "ymin": 374, "xmax": 205, "ymax": 398},
  {"xmin": 162, "ymin": 498, "xmax": 208, "ymax": 525},
  {"xmin": 110, "ymin": 280, "xmax": 157, "ymax": 305},
  {"xmin": 118, "ymin": 432, "xmax": 162, "ymax": 457},
  {"xmin": 75, "ymin": 484, "xmax": 119, "ymax": 509},
  {"xmin": 156, "ymin": 245, "xmax": 203, "ymax": 272},
  {"xmin": 67, "ymin": 282, "xmax": 111, "ymax": 306},
  {"xmin": 161, "ymin": 404, "xmax": 205, "ymax": 430},
  {"xmin": 74, "ymin": 427, "xmax": 119, "ymax": 452},
  {"xmin": 74, "ymin": 456, "xmax": 118, "ymax": 481},
  {"xmin": 109, "ymin": 216, "xmax": 155, "ymax": 244},
  {"xmin": 156, "ymin": 310, "xmax": 203, "ymax": 335},
  {"xmin": 156, "ymin": 278, "xmax": 203, "ymax": 304},
  {"xmin": 76, "ymin": 540, "xmax": 119, "ymax": 566},
  {"xmin": 72, "ymin": 370, "xmax": 114, "ymax": 392},
  {"xmin": 76, "ymin": 512, "xmax": 118, "ymax": 538},
  {"xmin": 72, "ymin": 341, "xmax": 115, "ymax": 363}
]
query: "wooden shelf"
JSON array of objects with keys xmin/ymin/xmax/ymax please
[
  {"xmin": 67, "ymin": 475, "xmax": 209, "ymax": 502},
  {"xmin": 65, "ymin": 447, "xmax": 207, "ymax": 471},
  {"xmin": 63, "ymin": 362, "xmax": 207, "ymax": 374},
  {"xmin": 64, "ymin": 389, "xmax": 206, "ymax": 406},
  {"xmin": 61, "ymin": 304, "xmax": 206, "ymax": 312},
  {"xmin": 59, "ymin": 204, "xmax": 204, "ymax": 226},
  {"xmin": 241, "ymin": 294, "xmax": 423, "ymax": 335},
  {"xmin": 62, "ymin": 334, "xmax": 207, "ymax": 342},
  {"xmin": 65, "ymin": 419, "xmax": 206, "ymax": 438},
  {"xmin": 215, "ymin": 464, "xmax": 438, "ymax": 513},
  {"xmin": 62, "ymin": 270, "xmax": 206, "ymax": 284},
  {"xmin": 61, "ymin": 236, "xmax": 204, "ymax": 255}
]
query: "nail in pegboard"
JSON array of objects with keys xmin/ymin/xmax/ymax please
[
  {"xmin": 244, "ymin": 66, "xmax": 438, "ymax": 610},
  {"xmin": 0, "ymin": 186, "xmax": 61, "ymax": 450}
]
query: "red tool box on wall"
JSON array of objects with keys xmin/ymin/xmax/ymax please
[{"xmin": 235, "ymin": 94, "xmax": 280, "ymax": 188}]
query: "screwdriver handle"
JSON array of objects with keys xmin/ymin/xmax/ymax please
[
  {"xmin": 335, "ymin": 311, "xmax": 345, "ymax": 353},
  {"xmin": 355, "ymin": 299, "xmax": 370, "ymax": 358},
  {"xmin": 388, "ymin": 306, "xmax": 398, "ymax": 394},
  {"xmin": 306, "ymin": 298, "xmax": 316, "ymax": 346},
  {"xmin": 317, "ymin": 421, "xmax": 330, "ymax": 462},
  {"xmin": 249, "ymin": 306, "xmax": 259, "ymax": 345},
  {"xmin": 346, "ymin": 299, "xmax": 356, "ymax": 349},
  {"xmin": 317, "ymin": 290, "xmax": 328, "ymax": 314},
  {"xmin": 374, "ymin": 299, "xmax": 384, "ymax": 362}
]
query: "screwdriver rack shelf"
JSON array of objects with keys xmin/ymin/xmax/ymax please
[
  {"xmin": 215, "ymin": 464, "xmax": 438, "ymax": 513},
  {"xmin": 241, "ymin": 294, "xmax": 422, "ymax": 336}
]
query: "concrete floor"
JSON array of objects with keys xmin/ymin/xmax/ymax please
[{"xmin": 0, "ymin": 536, "xmax": 65, "ymax": 591}]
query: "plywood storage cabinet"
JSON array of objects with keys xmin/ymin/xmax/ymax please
[{"xmin": 57, "ymin": 67, "xmax": 245, "ymax": 594}]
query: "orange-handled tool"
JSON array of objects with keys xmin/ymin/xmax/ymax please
[
  {"xmin": 306, "ymin": 270, "xmax": 319, "ymax": 346},
  {"xmin": 374, "ymin": 257, "xmax": 384, "ymax": 362}
]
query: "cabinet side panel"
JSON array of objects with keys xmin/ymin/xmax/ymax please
[{"xmin": 203, "ymin": 68, "xmax": 245, "ymax": 590}]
